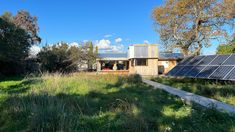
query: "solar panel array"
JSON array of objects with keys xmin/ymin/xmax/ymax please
[{"xmin": 166, "ymin": 54, "xmax": 235, "ymax": 81}]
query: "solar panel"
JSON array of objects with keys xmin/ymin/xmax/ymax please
[
  {"xmin": 197, "ymin": 66, "xmax": 219, "ymax": 78},
  {"xmin": 210, "ymin": 55, "xmax": 230, "ymax": 65},
  {"xmin": 166, "ymin": 54, "xmax": 235, "ymax": 81},
  {"xmin": 222, "ymin": 55, "xmax": 235, "ymax": 65},
  {"xmin": 166, "ymin": 66, "xmax": 184, "ymax": 76},
  {"xmin": 224, "ymin": 68, "xmax": 235, "ymax": 80},
  {"xmin": 187, "ymin": 56, "xmax": 205, "ymax": 65},
  {"xmin": 178, "ymin": 56, "xmax": 194, "ymax": 65},
  {"xmin": 175, "ymin": 66, "xmax": 194, "ymax": 76},
  {"xmin": 184, "ymin": 66, "xmax": 205, "ymax": 77},
  {"xmin": 209, "ymin": 66, "xmax": 234, "ymax": 79},
  {"xmin": 197, "ymin": 55, "xmax": 217, "ymax": 65}
]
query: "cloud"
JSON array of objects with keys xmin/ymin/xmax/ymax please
[
  {"xmin": 144, "ymin": 40, "xmax": 150, "ymax": 44},
  {"xmin": 70, "ymin": 42, "xmax": 79, "ymax": 47},
  {"xmin": 110, "ymin": 44, "xmax": 124, "ymax": 52},
  {"xmin": 104, "ymin": 34, "xmax": 112, "ymax": 38},
  {"xmin": 115, "ymin": 38, "xmax": 122, "ymax": 43},
  {"xmin": 95, "ymin": 39, "xmax": 111, "ymax": 50},
  {"xmin": 95, "ymin": 39, "xmax": 124, "ymax": 52},
  {"xmin": 29, "ymin": 45, "xmax": 41, "ymax": 57}
]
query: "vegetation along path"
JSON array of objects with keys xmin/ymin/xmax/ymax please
[{"xmin": 143, "ymin": 79, "xmax": 235, "ymax": 114}]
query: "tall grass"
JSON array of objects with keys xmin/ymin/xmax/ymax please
[{"xmin": 0, "ymin": 74, "xmax": 235, "ymax": 131}]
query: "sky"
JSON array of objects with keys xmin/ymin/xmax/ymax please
[{"xmin": 0, "ymin": 0, "xmax": 223, "ymax": 55}]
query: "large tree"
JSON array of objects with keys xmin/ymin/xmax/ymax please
[
  {"xmin": 0, "ymin": 10, "xmax": 40, "ymax": 75},
  {"xmin": 153, "ymin": 0, "xmax": 234, "ymax": 56}
]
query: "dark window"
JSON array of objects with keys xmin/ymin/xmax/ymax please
[
  {"xmin": 135, "ymin": 59, "xmax": 147, "ymax": 66},
  {"xmin": 158, "ymin": 65, "xmax": 164, "ymax": 74}
]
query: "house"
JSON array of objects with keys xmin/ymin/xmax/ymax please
[{"xmin": 96, "ymin": 44, "xmax": 183, "ymax": 76}]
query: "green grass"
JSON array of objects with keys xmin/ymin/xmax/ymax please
[
  {"xmin": 0, "ymin": 74, "xmax": 235, "ymax": 131},
  {"xmin": 152, "ymin": 77, "xmax": 235, "ymax": 106}
]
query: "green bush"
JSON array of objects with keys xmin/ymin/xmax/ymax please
[{"xmin": 126, "ymin": 74, "xmax": 142, "ymax": 84}]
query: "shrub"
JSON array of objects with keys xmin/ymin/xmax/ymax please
[{"xmin": 126, "ymin": 74, "xmax": 142, "ymax": 84}]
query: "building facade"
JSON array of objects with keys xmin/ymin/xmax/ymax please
[{"xmin": 96, "ymin": 44, "xmax": 183, "ymax": 76}]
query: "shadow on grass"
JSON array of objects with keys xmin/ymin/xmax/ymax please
[
  {"xmin": 0, "ymin": 78, "xmax": 42, "ymax": 94},
  {"xmin": 0, "ymin": 76, "xmax": 24, "ymax": 83},
  {"xmin": 0, "ymin": 76, "xmax": 234, "ymax": 131}
]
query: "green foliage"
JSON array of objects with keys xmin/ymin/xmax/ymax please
[
  {"xmin": 0, "ymin": 17, "xmax": 30, "ymax": 75},
  {"xmin": 125, "ymin": 74, "xmax": 142, "ymax": 84},
  {"xmin": 38, "ymin": 42, "xmax": 98, "ymax": 73},
  {"xmin": 0, "ymin": 10, "xmax": 40, "ymax": 76},
  {"xmin": 38, "ymin": 43, "xmax": 78, "ymax": 73},
  {"xmin": 216, "ymin": 39, "xmax": 235, "ymax": 54},
  {"xmin": 152, "ymin": 77, "xmax": 235, "ymax": 106},
  {"xmin": 0, "ymin": 74, "xmax": 234, "ymax": 131},
  {"xmin": 82, "ymin": 41, "xmax": 98, "ymax": 70}
]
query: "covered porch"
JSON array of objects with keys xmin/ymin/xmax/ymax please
[{"xmin": 97, "ymin": 59, "xmax": 129, "ymax": 74}]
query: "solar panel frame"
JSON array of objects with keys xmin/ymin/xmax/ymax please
[
  {"xmin": 166, "ymin": 54, "xmax": 235, "ymax": 81},
  {"xmin": 166, "ymin": 66, "xmax": 185, "ymax": 76},
  {"xmin": 174, "ymin": 66, "xmax": 194, "ymax": 76},
  {"xmin": 222, "ymin": 54, "xmax": 235, "ymax": 65},
  {"xmin": 177, "ymin": 56, "xmax": 194, "ymax": 66},
  {"xmin": 196, "ymin": 66, "xmax": 219, "ymax": 78},
  {"xmin": 197, "ymin": 55, "xmax": 217, "ymax": 65},
  {"xmin": 184, "ymin": 66, "xmax": 205, "ymax": 77},
  {"xmin": 224, "ymin": 66, "xmax": 235, "ymax": 80},
  {"xmin": 209, "ymin": 66, "xmax": 234, "ymax": 79},
  {"xmin": 209, "ymin": 55, "xmax": 230, "ymax": 66},
  {"xmin": 186, "ymin": 56, "xmax": 205, "ymax": 66}
]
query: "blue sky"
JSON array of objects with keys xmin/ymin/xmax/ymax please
[{"xmin": 0, "ymin": 0, "xmax": 223, "ymax": 54}]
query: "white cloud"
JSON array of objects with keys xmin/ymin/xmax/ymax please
[
  {"xmin": 95, "ymin": 39, "xmax": 111, "ymax": 50},
  {"xmin": 104, "ymin": 34, "xmax": 112, "ymax": 38},
  {"xmin": 115, "ymin": 38, "xmax": 122, "ymax": 43},
  {"xmin": 144, "ymin": 40, "xmax": 150, "ymax": 44},
  {"xmin": 95, "ymin": 39, "xmax": 125, "ymax": 52},
  {"xmin": 29, "ymin": 45, "xmax": 41, "ymax": 57},
  {"xmin": 70, "ymin": 42, "xmax": 79, "ymax": 47},
  {"xmin": 110, "ymin": 44, "xmax": 124, "ymax": 52}
]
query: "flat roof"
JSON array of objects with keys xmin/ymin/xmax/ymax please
[
  {"xmin": 98, "ymin": 52, "xmax": 184, "ymax": 60},
  {"xmin": 159, "ymin": 52, "xmax": 184, "ymax": 60},
  {"xmin": 98, "ymin": 53, "xmax": 128, "ymax": 59}
]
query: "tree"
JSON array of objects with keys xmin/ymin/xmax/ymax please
[
  {"xmin": 216, "ymin": 35, "xmax": 235, "ymax": 54},
  {"xmin": 0, "ymin": 17, "xmax": 30, "ymax": 75},
  {"xmin": 153, "ymin": 0, "xmax": 235, "ymax": 56},
  {"xmin": 82, "ymin": 42, "xmax": 98, "ymax": 70},
  {"xmin": 38, "ymin": 43, "xmax": 83, "ymax": 73},
  {"xmin": 0, "ymin": 10, "xmax": 40, "ymax": 75},
  {"xmin": 13, "ymin": 10, "xmax": 41, "ymax": 44},
  {"xmin": 38, "ymin": 42, "xmax": 98, "ymax": 73}
]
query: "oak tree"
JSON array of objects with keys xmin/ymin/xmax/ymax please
[{"xmin": 153, "ymin": 0, "xmax": 235, "ymax": 56}]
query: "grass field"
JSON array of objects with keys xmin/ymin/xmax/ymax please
[
  {"xmin": 152, "ymin": 77, "xmax": 235, "ymax": 106},
  {"xmin": 0, "ymin": 74, "xmax": 235, "ymax": 131}
]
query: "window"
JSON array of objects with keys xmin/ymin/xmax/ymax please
[{"xmin": 135, "ymin": 59, "xmax": 147, "ymax": 66}]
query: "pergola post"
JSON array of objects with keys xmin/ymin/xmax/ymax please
[{"xmin": 97, "ymin": 60, "xmax": 101, "ymax": 72}]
